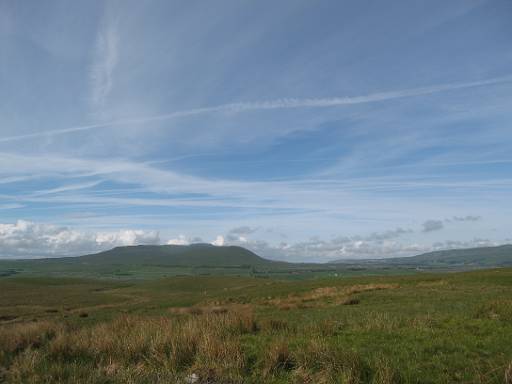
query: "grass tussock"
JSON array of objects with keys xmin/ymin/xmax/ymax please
[
  {"xmin": 293, "ymin": 339, "xmax": 368, "ymax": 384},
  {"xmin": 0, "ymin": 310, "xmax": 408, "ymax": 384},
  {"xmin": 0, "ymin": 311, "xmax": 259, "ymax": 383},
  {"xmin": 0, "ymin": 320, "xmax": 62, "ymax": 355}
]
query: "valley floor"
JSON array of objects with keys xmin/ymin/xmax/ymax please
[{"xmin": 1, "ymin": 269, "xmax": 512, "ymax": 383}]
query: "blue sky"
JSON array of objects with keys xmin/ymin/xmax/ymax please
[{"xmin": 0, "ymin": 0, "xmax": 511, "ymax": 260}]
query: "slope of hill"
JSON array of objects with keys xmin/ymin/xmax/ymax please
[
  {"xmin": 0, "ymin": 244, "xmax": 296, "ymax": 279},
  {"xmin": 385, "ymin": 244, "xmax": 512, "ymax": 267},
  {"xmin": 332, "ymin": 244, "xmax": 512, "ymax": 268},
  {"xmin": 68, "ymin": 244, "xmax": 273, "ymax": 267},
  {"xmin": 1, "ymin": 244, "xmax": 511, "ymax": 280}
]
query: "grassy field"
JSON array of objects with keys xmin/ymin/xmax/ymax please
[
  {"xmin": 0, "ymin": 256, "xmax": 419, "ymax": 280},
  {"xmin": 1, "ymin": 269, "xmax": 512, "ymax": 383}
]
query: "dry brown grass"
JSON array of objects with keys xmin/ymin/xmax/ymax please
[
  {"xmin": 264, "ymin": 283, "xmax": 399, "ymax": 310},
  {"xmin": 0, "ymin": 320, "xmax": 62, "ymax": 355},
  {"xmin": 416, "ymin": 279, "xmax": 448, "ymax": 288},
  {"xmin": 293, "ymin": 338, "xmax": 367, "ymax": 384},
  {"xmin": 169, "ymin": 303, "xmax": 251, "ymax": 316},
  {"xmin": 505, "ymin": 362, "xmax": 512, "ymax": 384},
  {"xmin": 0, "ymin": 310, "xmax": 260, "ymax": 383},
  {"xmin": 191, "ymin": 333, "xmax": 245, "ymax": 382}
]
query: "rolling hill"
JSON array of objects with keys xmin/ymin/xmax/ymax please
[
  {"xmin": 1, "ymin": 243, "xmax": 511, "ymax": 279},
  {"xmin": 333, "ymin": 244, "xmax": 512, "ymax": 268},
  {"xmin": 0, "ymin": 244, "xmax": 291, "ymax": 279},
  {"xmin": 69, "ymin": 243, "xmax": 274, "ymax": 267},
  {"xmin": 383, "ymin": 244, "xmax": 512, "ymax": 267}
]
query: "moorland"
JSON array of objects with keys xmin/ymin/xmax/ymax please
[{"xmin": 1, "ymin": 245, "xmax": 512, "ymax": 383}]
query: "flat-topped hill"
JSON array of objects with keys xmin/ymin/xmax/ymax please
[{"xmin": 72, "ymin": 244, "xmax": 273, "ymax": 267}]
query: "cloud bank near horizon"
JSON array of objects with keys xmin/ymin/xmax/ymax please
[
  {"xmin": 0, "ymin": 219, "xmax": 502, "ymax": 262},
  {"xmin": 0, "ymin": 220, "xmax": 159, "ymax": 258}
]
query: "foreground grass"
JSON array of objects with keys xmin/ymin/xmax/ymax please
[{"xmin": 1, "ymin": 269, "xmax": 512, "ymax": 383}]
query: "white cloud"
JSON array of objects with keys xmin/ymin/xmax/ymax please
[
  {"xmin": 211, "ymin": 235, "xmax": 225, "ymax": 246},
  {"xmin": 235, "ymin": 236, "xmax": 428, "ymax": 262},
  {"xmin": 221, "ymin": 230, "xmax": 503, "ymax": 262},
  {"xmin": 431, "ymin": 238, "xmax": 495, "ymax": 250},
  {"xmin": 217, "ymin": 226, "xmax": 421, "ymax": 261},
  {"xmin": 167, "ymin": 235, "xmax": 189, "ymax": 245},
  {"xmin": 0, "ymin": 220, "xmax": 506, "ymax": 262},
  {"xmin": 95, "ymin": 229, "xmax": 159, "ymax": 247},
  {"xmin": 0, "ymin": 220, "xmax": 159, "ymax": 258}
]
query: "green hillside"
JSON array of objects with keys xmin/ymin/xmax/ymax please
[
  {"xmin": 0, "ymin": 244, "xmax": 298, "ymax": 279},
  {"xmin": 384, "ymin": 244, "xmax": 512, "ymax": 267},
  {"xmin": 332, "ymin": 244, "xmax": 512, "ymax": 269},
  {"xmin": 71, "ymin": 244, "xmax": 273, "ymax": 267},
  {"xmin": 2, "ymin": 244, "xmax": 512, "ymax": 280}
]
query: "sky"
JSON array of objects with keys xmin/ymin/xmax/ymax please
[{"xmin": 0, "ymin": 0, "xmax": 511, "ymax": 261}]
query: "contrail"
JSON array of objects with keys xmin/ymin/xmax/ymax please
[{"xmin": 1, "ymin": 75, "xmax": 510, "ymax": 143}]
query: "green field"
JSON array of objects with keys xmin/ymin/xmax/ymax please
[{"xmin": 1, "ymin": 269, "xmax": 512, "ymax": 383}]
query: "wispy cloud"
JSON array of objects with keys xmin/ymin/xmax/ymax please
[
  {"xmin": 89, "ymin": 17, "xmax": 119, "ymax": 115},
  {"xmin": 451, "ymin": 215, "xmax": 481, "ymax": 222},
  {"xmin": 31, "ymin": 180, "xmax": 103, "ymax": 197},
  {"xmin": 1, "ymin": 153, "xmax": 512, "ymax": 215},
  {"xmin": 422, "ymin": 220, "xmax": 444, "ymax": 233},
  {"xmin": 1, "ymin": 75, "xmax": 510, "ymax": 143},
  {"xmin": 0, "ymin": 204, "xmax": 24, "ymax": 210}
]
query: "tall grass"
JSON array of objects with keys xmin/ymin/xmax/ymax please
[{"xmin": 0, "ymin": 309, "xmax": 410, "ymax": 384}]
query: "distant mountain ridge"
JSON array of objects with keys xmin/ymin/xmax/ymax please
[
  {"xmin": 31, "ymin": 243, "xmax": 512, "ymax": 268},
  {"xmin": 70, "ymin": 243, "xmax": 275, "ymax": 267},
  {"xmin": 385, "ymin": 244, "xmax": 512, "ymax": 267},
  {"xmin": 1, "ymin": 244, "xmax": 511, "ymax": 280},
  {"xmin": 332, "ymin": 244, "xmax": 512, "ymax": 267}
]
